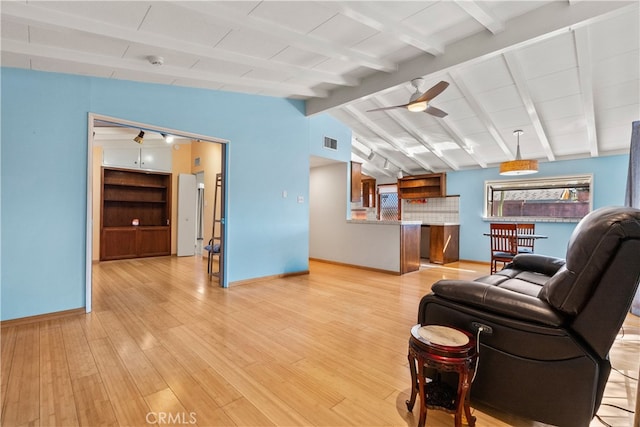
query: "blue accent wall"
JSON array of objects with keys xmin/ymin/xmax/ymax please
[
  {"xmin": 0, "ymin": 67, "xmax": 350, "ymax": 321},
  {"xmin": 448, "ymin": 154, "xmax": 630, "ymax": 262}
]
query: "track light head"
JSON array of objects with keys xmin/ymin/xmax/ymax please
[{"xmin": 134, "ymin": 130, "xmax": 145, "ymax": 144}]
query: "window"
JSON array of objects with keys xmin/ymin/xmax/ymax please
[{"xmin": 485, "ymin": 174, "xmax": 593, "ymax": 222}]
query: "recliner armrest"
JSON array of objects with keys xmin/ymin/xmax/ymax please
[
  {"xmin": 431, "ymin": 280, "xmax": 566, "ymax": 326},
  {"xmin": 507, "ymin": 254, "xmax": 566, "ymax": 277}
]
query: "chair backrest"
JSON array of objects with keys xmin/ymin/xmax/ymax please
[
  {"xmin": 517, "ymin": 223, "xmax": 535, "ymax": 251},
  {"xmin": 490, "ymin": 223, "xmax": 518, "ymax": 255},
  {"xmin": 539, "ymin": 206, "xmax": 640, "ymax": 357}
]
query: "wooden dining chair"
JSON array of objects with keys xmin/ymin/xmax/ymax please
[
  {"xmin": 490, "ymin": 223, "xmax": 518, "ymax": 274},
  {"xmin": 517, "ymin": 223, "xmax": 536, "ymax": 254}
]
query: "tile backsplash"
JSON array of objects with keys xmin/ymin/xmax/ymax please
[{"xmin": 402, "ymin": 196, "xmax": 460, "ymax": 223}]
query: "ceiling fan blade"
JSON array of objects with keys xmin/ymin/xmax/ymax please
[
  {"xmin": 366, "ymin": 104, "xmax": 409, "ymax": 112},
  {"xmin": 414, "ymin": 81, "xmax": 449, "ymax": 104},
  {"xmin": 425, "ymin": 105, "xmax": 448, "ymax": 118}
]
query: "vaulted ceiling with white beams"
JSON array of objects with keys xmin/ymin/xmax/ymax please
[{"xmin": 2, "ymin": 1, "xmax": 638, "ymax": 179}]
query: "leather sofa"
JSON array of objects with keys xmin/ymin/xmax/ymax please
[{"xmin": 417, "ymin": 206, "xmax": 640, "ymax": 427}]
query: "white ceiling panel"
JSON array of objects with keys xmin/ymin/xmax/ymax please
[
  {"xmin": 527, "ymin": 68, "xmax": 581, "ymax": 103},
  {"xmin": 140, "ymin": 2, "xmax": 233, "ymax": 47},
  {"xmin": 403, "ymin": 2, "xmax": 472, "ymax": 36},
  {"xmin": 32, "ymin": 1, "xmax": 152, "ymax": 30},
  {"xmin": 191, "ymin": 57, "xmax": 252, "ymax": 77},
  {"xmin": 270, "ymin": 46, "xmax": 328, "ymax": 69},
  {"xmin": 517, "ymin": 32, "xmax": 577, "ymax": 80},
  {"xmin": 592, "ymin": 51, "xmax": 640, "ymax": 88},
  {"xmin": 457, "ymin": 56, "xmax": 512, "ymax": 94},
  {"xmin": 594, "ymin": 79, "xmax": 640, "ymax": 111},
  {"xmin": 28, "ymin": 26, "xmax": 128, "ymax": 58},
  {"xmin": 249, "ymin": 2, "xmax": 337, "ymax": 35},
  {"xmin": 598, "ymin": 123, "xmax": 636, "ymax": 152},
  {"xmin": 588, "ymin": 8, "xmax": 640, "ymax": 62},
  {"xmin": 479, "ymin": 85, "xmax": 524, "ymax": 113},
  {"xmin": 309, "ymin": 13, "xmax": 378, "ymax": 47},
  {"xmin": 536, "ymin": 95, "xmax": 585, "ymax": 121},
  {"xmin": 215, "ymin": 29, "xmax": 289, "ymax": 60},
  {"xmin": 0, "ymin": 19, "xmax": 28, "ymax": 41},
  {"xmin": 2, "ymin": 0, "xmax": 638, "ymax": 179}
]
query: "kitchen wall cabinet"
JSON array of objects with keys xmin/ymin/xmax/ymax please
[
  {"xmin": 429, "ymin": 225, "xmax": 459, "ymax": 264},
  {"xmin": 362, "ymin": 176, "xmax": 376, "ymax": 207},
  {"xmin": 103, "ymin": 146, "xmax": 172, "ymax": 172},
  {"xmin": 351, "ymin": 161, "xmax": 362, "ymax": 203},
  {"xmin": 398, "ymin": 173, "xmax": 446, "ymax": 199},
  {"xmin": 100, "ymin": 167, "xmax": 171, "ymax": 260}
]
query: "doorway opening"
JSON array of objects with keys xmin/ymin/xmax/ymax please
[{"xmin": 86, "ymin": 113, "xmax": 228, "ymax": 312}]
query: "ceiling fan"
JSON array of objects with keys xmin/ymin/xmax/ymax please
[{"xmin": 367, "ymin": 79, "xmax": 449, "ymax": 118}]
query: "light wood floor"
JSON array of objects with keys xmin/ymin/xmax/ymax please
[{"xmin": 2, "ymin": 256, "xmax": 638, "ymax": 426}]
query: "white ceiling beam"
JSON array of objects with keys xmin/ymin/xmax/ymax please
[
  {"xmin": 437, "ymin": 118, "xmax": 488, "ymax": 168},
  {"xmin": 1, "ymin": 1, "xmax": 358, "ymax": 88},
  {"xmin": 333, "ymin": 2, "xmax": 444, "ymax": 56},
  {"xmin": 307, "ymin": 0, "xmax": 636, "ymax": 114},
  {"xmin": 503, "ymin": 52, "xmax": 555, "ymax": 161},
  {"xmin": 342, "ymin": 105, "xmax": 434, "ymax": 172},
  {"xmin": 448, "ymin": 70, "xmax": 513, "ymax": 158},
  {"xmin": 177, "ymin": 2, "xmax": 396, "ymax": 73},
  {"xmin": 573, "ymin": 26, "xmax": 599, "ymax": 157},
  {"xmin": 2, "ymin": 39, "xmax": 327, "ymax": 98},
  {"xmin": 370, "ymin": 97, "xmax": 457, "ymax": 171},
  {"xmin": 454, "ymin": 0, "xmax": 505, "ymax": 34}
]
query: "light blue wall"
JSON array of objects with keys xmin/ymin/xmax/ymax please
[
  {"xmin": 309, "ymin": 113, "xmax": 353, "ymax": 218},
  {"xmin": 448, "ymin": 154, "xmax": 630, "ymax": 262},
  {"xmin": 309, "ymin": 114, "xmax": 352, "ymax": 162},
  {"xmin": 0, "ymin": 67, "xmax": 350, "ymax": 321}
]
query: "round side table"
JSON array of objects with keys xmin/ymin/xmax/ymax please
[{"xmin": 406, "ymin": 324, "xmax": 477, "ymax": 427}]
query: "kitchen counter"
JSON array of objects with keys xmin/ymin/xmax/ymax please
[
  {"xmin": 338, "ymin": 219, "xmax": 421, "ymax": 274},
  {"xmin": 347, "ymin": 219, "xmax": 423, "ymax": 225},
  {"xmin": 347, "ymin": 219, "xmax": 459, "ymax": 226}
]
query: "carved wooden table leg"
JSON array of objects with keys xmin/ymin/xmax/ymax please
[
  {"xmin": 406, "ymin": 348, "xmax": 418, "ymax": 411},
  {"xmin": 406, "ymin": 324, "xmax": 477, "ymax": 427}
]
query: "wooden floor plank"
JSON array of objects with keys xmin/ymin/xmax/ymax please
[
  {"xmin": 88, "ymin": 337, "xmax": 152, "ymax": 425},
  {"xmin": 143, "ymin": 344, "xmax": 236, "ymax": 426},
  {"xmin": 2, "ymin": 324, "xmax": 40, "ymax": 426},
  {"xmin": 70, "ymin": 373, "xmax": 118, "ymax": 426},
  {"xmin": 0, "ymin": 325, "xmax": 17, "ymax": 412},
  {"xmin": 39, "ymin": 322, "xmax": 79, "ymax": 426}
]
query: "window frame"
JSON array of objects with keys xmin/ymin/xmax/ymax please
[{"xmin": 483, "ymin": 174, "xmax": 594, "ymax": 222}]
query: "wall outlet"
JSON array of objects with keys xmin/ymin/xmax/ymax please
[{"xmin": 297, "ymin": 196, "xmax": 304, "ymax": 204}]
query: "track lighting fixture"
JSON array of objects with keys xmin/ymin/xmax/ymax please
[
  {"xmin": 367, "ymin": 150, "xmax": 375, "ymax": 160},
  {"xmin": 383, "ymin": 159, "xmax": 390, "ymax": 170},
  {"xmin": 161, "ymin": 133, "xmax": 174, "ymax": 143},
  {"xmin": 133, "ymin": 130, "xmax": 144, "ymax": 144}
]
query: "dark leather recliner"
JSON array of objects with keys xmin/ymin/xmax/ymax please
[{"xmin": 418, "ymin": 206, "xmax": 640, "ymax": 427}]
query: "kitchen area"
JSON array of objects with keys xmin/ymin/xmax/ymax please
[{"xmin": 348, "ymin": 163, "xmax": 460, "ymax": 273}]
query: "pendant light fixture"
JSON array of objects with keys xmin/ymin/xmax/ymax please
[{"xmin": 499, "ymin": 129, "xmax": 538, "ymax": 176}]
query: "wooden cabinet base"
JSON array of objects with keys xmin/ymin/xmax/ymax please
[
  {"xmin": 400, "ymin": 224, "xmax": 421, "ymax": 274},
  {"xmin": 429, "ymin": 225, "xmax": 460, "ymax": 264},
  {"xmin": 101, "ymin": 226, "xmax": 170, "ymax": 260}
]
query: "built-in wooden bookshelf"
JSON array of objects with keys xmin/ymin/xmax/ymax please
[
  {"xmin": 100, "ymin": 167, "xmax": 171, "ymax": 260},
  {"xmin": 398, "ymin": 173, "xmax": 446, "ymax": 199}
]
